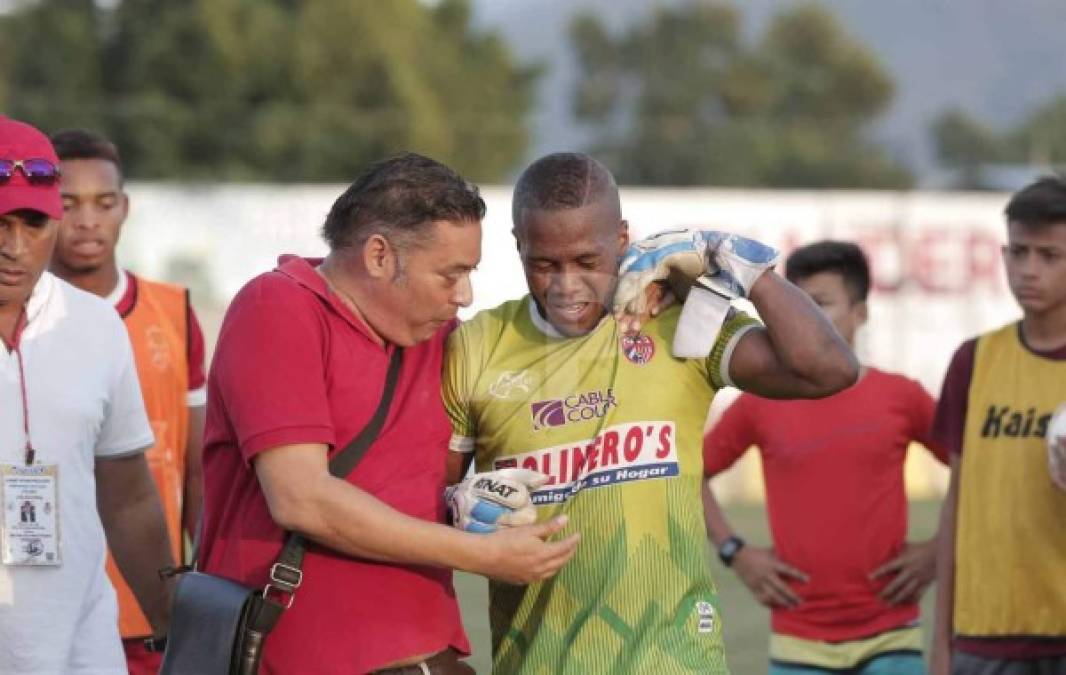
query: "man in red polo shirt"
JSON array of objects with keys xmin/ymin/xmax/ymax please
[{"xmin": 200, "ymin": 153, "xmax": 580, "ymax": 674}]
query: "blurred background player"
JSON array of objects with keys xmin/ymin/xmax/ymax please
[
  {"xmin": 49, "ymin": 129, "xmax": 207, "ymax": 674},
  {"xmin": 930, "ymin": 177, "xmax": 1066, "ymax": 675},
  {"xmin": 703, "ymin": 240, "xmax": 947, "ymax": 675},
  {"xmin": 443, "ymin": 152, "xmax": 858, "ymax": 673}
]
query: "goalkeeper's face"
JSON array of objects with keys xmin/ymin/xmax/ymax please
[{"xmin": 516, "ymin": 201, "xmax": 629, "ymax": 337}]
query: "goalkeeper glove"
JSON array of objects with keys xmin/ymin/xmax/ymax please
[
  {"xmin": 446, "ymin": 468, "xmax": 548, "ymax": 533},
  {"xmin": 613, "ymin": 229, "xmax": 779, "ymax": 358}
]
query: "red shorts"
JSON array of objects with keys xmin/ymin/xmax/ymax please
[{"xmin": 123, "ymin": 638, "xmax": 163, "ymax": 675}]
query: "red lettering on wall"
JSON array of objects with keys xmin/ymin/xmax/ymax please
[{"xmin": 675, "ymin": 218, "xmax": 1007, "ymax": 296}]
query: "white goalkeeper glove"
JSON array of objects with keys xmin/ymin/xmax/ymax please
[
  {"xmin": 613, "ymin": 229, "xmax": 779, "ymax": 357},
  {"xmin": 445, "ymin": 468, "xmax": 549, "ymax": 534},
  {"xmin": 1048, "ymin": 403, "xmax": 1066, "ymax": 491}
]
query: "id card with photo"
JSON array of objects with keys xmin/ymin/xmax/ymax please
[{"xmin": 1, "ymin": 464, "xmax": 61, "ymax": 566}]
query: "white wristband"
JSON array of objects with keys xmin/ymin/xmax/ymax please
[{"xmin": 672, "ymin": 286, "xmax": 732, "ymax": 358}]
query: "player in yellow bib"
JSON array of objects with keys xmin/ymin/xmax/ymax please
[
  {"xmin": 930, "ymin": 176, "xmax": 1066, "ymax": 675},
  {"xmin": 443, "ymin": 153, "xmax": 859, "ymax": 674}
]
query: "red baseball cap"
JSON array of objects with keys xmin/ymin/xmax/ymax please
[{"xmin": 0, "ymin": 117, "xmax": 63, "ymax": 220}]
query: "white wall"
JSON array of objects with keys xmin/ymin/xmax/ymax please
[{"xmin": 120, "ymin": 184, "xmax": 1017, "ymax": 386}]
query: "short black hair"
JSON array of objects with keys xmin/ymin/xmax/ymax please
[
  {"xmin": 322, "ymin": 152, "xmax": 485, "ymax": 251},
  {"xmin": 512, "ymin": 152, "xmax": 619, "ymax": 227},
  {"xmin": 50, "ymin": 129, "xmax": 123, "ymax": 176},
  {"xmin": 1005, "ymin": 175, "xmax": 1066, "ymax": 228},
  {"xmin": 785, "ymin": 240, "xmax": 870, "ymax": 303}
]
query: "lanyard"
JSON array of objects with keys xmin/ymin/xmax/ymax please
[
  {"xmin": 15, "ymin": 345, "xmax": 34, "ymax": 465},
  {"xmin": 3, "ymin": 307, "xmax": 34, "ymax": 465}
]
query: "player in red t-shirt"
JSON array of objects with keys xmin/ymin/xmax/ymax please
[{"xmin": 703, "ymin": 241, "xmax": 948, "ymax": 674}]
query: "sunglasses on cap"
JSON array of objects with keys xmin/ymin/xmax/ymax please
[{"xmin": 0, "ymin": 158, "xmax": 62, "ymax": 185}]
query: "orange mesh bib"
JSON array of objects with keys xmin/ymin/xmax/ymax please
[{"xmin": 105, "ymin": 275, "xmax": 190, "ymax": 638}]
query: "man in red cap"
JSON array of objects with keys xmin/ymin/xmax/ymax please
[{"xmin": 0, "ymin": 117, "xmax": 175, "ymax": 674}]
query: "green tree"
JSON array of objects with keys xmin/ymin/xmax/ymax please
[
  {"xmin": 0, "ymin": 0, "xmax": 107, "ymax": 131},
  {"xmin": 572, "ymin": 3, "xmax": 748, "ymax": 184},
  {"xmin": 932, "ymin": 109, "xmax": 1004, "ymax": 166},
  {"xmin": 571, "ymin": 2, "xmax": 912, "ymax": 188},
  {"xmin": 1010, "ymin": 94, "xmax": 1066, "ymax": 167},
  {"xmin": 930, "ymin": 108, "xmax": 1005, "ymax": 188},
  {"xmin": 931, "ymin": 95, "xmax": 1066, "ymax": 189},
  {"xmin": 0, "ymin": 0, "xmax": 536, "ymax": 182},
  {"xmin": 426, "ymin": 0, "xmax": 540, "ymax": 181}
]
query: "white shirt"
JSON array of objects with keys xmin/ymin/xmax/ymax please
[{"xmin": 0, "ymin": 272, "xmax": 153, "ymax": 674}]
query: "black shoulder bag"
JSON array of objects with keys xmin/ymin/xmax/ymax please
[{"xmin": 160, "ymin": 348, "xmax": 404, "ymax": 675}]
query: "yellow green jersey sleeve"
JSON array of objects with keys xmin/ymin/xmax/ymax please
[{"xmin": 443, "ymin": 297, "xmax": 758, "ymax": 674}]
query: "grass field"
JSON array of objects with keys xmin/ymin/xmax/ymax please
[{"xmin": 453, "ymin": 499, "xmax": 942, "ymax": 674}]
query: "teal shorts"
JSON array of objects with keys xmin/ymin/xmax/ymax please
[{"xmin": 769, "ymin": 651, "xmax": 925, "ymax": 675}]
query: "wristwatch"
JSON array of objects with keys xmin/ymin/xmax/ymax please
[{"xmin": 717, "ymin": 535, "xmax": 745, "ymax": 567}]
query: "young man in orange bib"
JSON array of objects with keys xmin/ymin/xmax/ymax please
[
  {"xmin": 930, "ymin": 177, "xmax": 1066, "ymax": 675},
  {"xmin": 49, "ymin": 129, "xmax": 208, "ymax": 674}
]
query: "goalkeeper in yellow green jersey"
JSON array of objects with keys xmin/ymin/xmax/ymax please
[{"xmin": 442, "ymin": 153, "xmax": 859, "ymax": 674}]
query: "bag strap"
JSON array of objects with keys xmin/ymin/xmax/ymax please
[
  {"xmin": 326, "ymin": 346, "xmax": 405, "ymax": 479},
  {"xmin": 251, "ymin": 347, "xmax": 404, "ymax": 631}
]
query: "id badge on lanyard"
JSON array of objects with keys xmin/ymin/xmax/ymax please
[
  {"xmin": 2, "ymin": 308, "xmax": 61, "ymax": 565},
  {"xmin": 1, "ymin": 463, "xmax": 61, "ymax": 566}
]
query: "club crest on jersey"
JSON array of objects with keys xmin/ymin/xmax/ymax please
[
  {"xmin": 620, "ymin": 332, "xmax": 655, "ymax": 365},
  {"xmin": 530, "ymin": 389, "xmax": 618, "ymax": 431}
]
